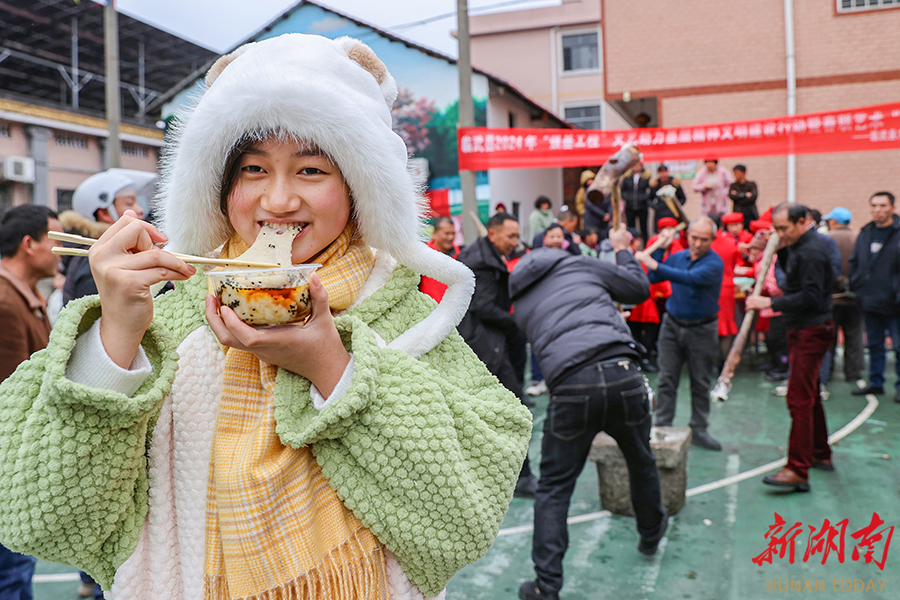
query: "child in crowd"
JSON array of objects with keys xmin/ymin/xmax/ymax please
[
  {"xmin": 0, "ymin": 34, "xmax": 531, "ymax": 600},
  {"xmin": 626, "ymin": 230, "xmax": 660, "ymax": 372}
]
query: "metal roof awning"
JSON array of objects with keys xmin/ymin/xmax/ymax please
[{"xmin": 0, "ymin": 0, "xmax": 219, "ymax": 126}]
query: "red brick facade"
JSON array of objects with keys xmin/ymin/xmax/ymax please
[{"xmin": 602, "ymin": 0, "xmax": 900, "ymax": 225}]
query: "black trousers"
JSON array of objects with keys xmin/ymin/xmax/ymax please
[
  {"xmin": 625, "ymin": 207, "xmax": 649, "ymax": 242},
  {"xmin": 531, "ymin": 359, "xmax": 666, "ymax": 594}
]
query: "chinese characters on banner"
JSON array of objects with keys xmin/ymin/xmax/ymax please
[
  {"xmin": 457, "ymin": 102, "xmax": 900, "ymax": 171},
  {"xmin": 752, "ymin": 512, "xmax": 894, "ymax": 570}
]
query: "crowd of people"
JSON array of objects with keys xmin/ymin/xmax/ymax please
[
  {"xmin": 0, "ymin": 34, "xmax": 532, "ymax": 600},
  {"xmin": 420, "ymin": 162, "xmax": 899, "ymax": 600},
  {"xmin": 0, "ymin": 35, "xmax": 896, "ymax": 600}
]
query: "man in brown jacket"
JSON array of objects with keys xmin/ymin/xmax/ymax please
[
  {"xmin": 822, "ymin": 207, "xmax": 864, "ymax": 385},
  {"xmin": 0, "ymin": 203, "xmax": 62, "ymax": 596}
]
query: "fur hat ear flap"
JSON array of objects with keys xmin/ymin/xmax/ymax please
[
  {"xmin": 334, "ymin": 37, "xmax": 398, "ymax": 108},
  {"xmin": 205, "ymin": 44, "xmax": 252, "ymax": 88}
]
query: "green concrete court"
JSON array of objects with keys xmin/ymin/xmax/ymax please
[{"xmin": 31, "ymin": 355, "xmax": 900, "ymax": 599}]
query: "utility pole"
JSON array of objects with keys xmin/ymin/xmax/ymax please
[
  {"xmin": 456, "ymin": 0, "xmax": 479, "ymax": 244},
  {"xmin": 784, "ymin": 0, "xmax": 796, "ymax": 203},
  {"xmin": 104, "ymin": 0, "xmax": 121, "ymax": 168}
]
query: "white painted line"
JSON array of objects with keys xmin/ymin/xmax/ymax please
[
  {"xmin": 497, "ymin": 395, "xmax": 879, "ymax": 536},
  {"xmin": 723, "ymin": 453, "xmax": 740, "ymax": 528},
  {"xmin": 33, "ymin": 572, "xmax": 81, "ymax": 583},
  {"xmin": 497, "ymin": 522, "xmax": 544, "ymax": 537},
  {"xmin": 640, "ymin": 531, "xmax": 669, "ymax": 596}
]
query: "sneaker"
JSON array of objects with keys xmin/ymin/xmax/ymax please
[
  {"xmin": 518, "ymin": 581, "xmax": 559, "ymax": 600},
  {"xmin": 77, "ymin": 583, "xmax": 95, "ymax": 598},
  {"xmin": 772, "ymin": 383, "xmax": 787, "ymax": 397},
  {"xmin": 820, "ymin": 384, "xmax": 829, "ymax": 401},
  {"xmin": 514, "ymin": 474, "xmax": 538, "ymax": 499},
  {"xmin": 526, "ymin": 380, "xmax": 548, "ymax": 396}
]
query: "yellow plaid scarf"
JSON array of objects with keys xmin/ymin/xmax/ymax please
[{"xmin": 207, "ymin": 222, "xmax": 383, "ymax": 599}]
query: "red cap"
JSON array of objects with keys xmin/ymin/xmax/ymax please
[
  {"xmin": 656, "ymin": 217, "xmax": 679, "ymax": 229},
  {"xmin": 749, "ymin": 219, "xmax": 770, "ymax": 233},
  {"xmin": 722, "ymin": 212, "xmax": 744, "ymax": 224}
]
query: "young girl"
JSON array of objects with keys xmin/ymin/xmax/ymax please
[{"xmin": 0, "ymin": 34, "xmax": 531, "ymax": 600}]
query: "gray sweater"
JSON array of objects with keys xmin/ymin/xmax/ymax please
[{"xmin": 509, "ymin": 248, "xmax": 649, "ymax": 388}]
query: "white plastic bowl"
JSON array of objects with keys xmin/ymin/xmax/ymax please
[{"xmin": 208, "ymin": 264, "xmax": 320, "ymax": 326}]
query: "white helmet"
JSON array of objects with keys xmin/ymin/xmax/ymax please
[{"xmin": 72, "ymin": 170, "xmax": 155, "ymax": 221}]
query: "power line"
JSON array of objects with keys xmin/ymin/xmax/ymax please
[{"xmin": 389, "ymin": 0, "xmax": 559, "ymax": 31}]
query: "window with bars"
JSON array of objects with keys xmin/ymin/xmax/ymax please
[
  {"xmin": 562, "ymin": 32, "xmax": 599, "ymax": 72},
  {"xmin": 54, "ymin": 133, "xmax": 88, "ymax": 149},
  {"xmin": 838, "ymin": 0, "xmax": 896, "ymax": 12},
  {"xmin": 122, "ymin": 143, "xmax": 148, "ymax": 158},
  {"xmin": 57, "ymin": 189, "xmax": 74, "ymax": 213},
  {"xmin": 0, "ymin": 184, "xmax": 12, "ymax": 216},
  {"xmin": 564, "ymin": 105, "xmax": 602, "ymax": 130}
]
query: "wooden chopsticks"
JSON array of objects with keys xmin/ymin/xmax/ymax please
[{"xmin": 49, "ymin": 231, "xmax": 281, "ymax": 269}]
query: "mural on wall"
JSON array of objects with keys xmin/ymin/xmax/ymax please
[
  {"xmin": 164, "ymin": 2, "xmax": 490, "ymax": 224},
  {"xmin": 393, "ymin": 89, "xmax": 487, "ymax": 181}
]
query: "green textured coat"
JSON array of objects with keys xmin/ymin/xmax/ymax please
[{"xmin": 0, "ymin": 265, "xmax": 532, "ymax": 596}]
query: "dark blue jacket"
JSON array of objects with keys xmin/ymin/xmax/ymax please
[
  {"xmin": 648, "ymin": 248, "xmax": 723, "ymax": 321},
  {"xmin": 849, "ymin": 215, "xmax": 900, "ymax": 315}
]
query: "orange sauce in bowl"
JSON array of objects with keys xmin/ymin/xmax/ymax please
[{"xmin": 218, "ymin": 282, "xmax": 311, "ymax": 326}]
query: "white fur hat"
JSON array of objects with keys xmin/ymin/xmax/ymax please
[{"xmin": 157, "ymin": 33, "xmax": 473, "ymax": 357}]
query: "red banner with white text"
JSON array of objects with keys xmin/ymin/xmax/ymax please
[{"xmin": 457, "ymin": 102, "xmax": 900, "ymax": 171}]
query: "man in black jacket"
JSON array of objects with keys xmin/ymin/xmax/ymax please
[
  {"xmin": 649, "ymin": 164, "xmax": 686, "ymax": 227},
  {"xmin": 849, "ymin": 191, "xmax": 900, "ymax": 401},
  {"xmin": 622, "ymin": 162, "xmax": 652, "ymax": 241},
  {"xmin": 747, "ymin": 204, "xmax": 835, "ymax": 492},
  {"xmin": 509, "ymin": 225, "xmax": 667, "ymax": 600},
  {"xmin": 457, "ymin": 213, "xmax": 537, "ymax": 497},
  {"xmin": 727, "ymin": 164, "xmax": 759, "ymax": 229}
]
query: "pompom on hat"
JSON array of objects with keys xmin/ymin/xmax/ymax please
[{"xmin": 157, "ymin": 34, "xmax": 474, "ymax": 357}]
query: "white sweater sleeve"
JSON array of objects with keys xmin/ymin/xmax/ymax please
[
  {"xmin": 309, "ymin": 354, "xmax": 355, "ymax": 410},
  {"xmin": 65, "ymin": 318, "xmax": 152, "ymax": 396}
]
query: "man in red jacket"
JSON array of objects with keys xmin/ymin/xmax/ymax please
[{"xmin": 419, "ymin": 216, "xmax": 460, "ymax": 302}]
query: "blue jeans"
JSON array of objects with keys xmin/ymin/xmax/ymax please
[
  {"xmin": 531, "ymin": 351, "xmax": 544, "ymax": 384},
  {"xmin": 0, "ymin": 544, "xmax": 35, "ymax": 600},
  {"xmin": 79, "ymin": 571, "xmax": 103, "ymax": 600},
  {"xmin": 531, "ymin": 358, "xmax": 666, "ymax": 594},
  {"xmin": 863, "ymin": 311, "xmax": 900, "ymax": 390}
]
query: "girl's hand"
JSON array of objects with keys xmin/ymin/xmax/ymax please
[
  {"xmin": 91, "ymin": 210, "xmax": 196, "ymax": 368},
  {"xmin": 206, "ymin": 273, "xmax": 351, "ymax": 397}
]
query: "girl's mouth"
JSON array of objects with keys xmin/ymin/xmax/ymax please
[{"xmin": 259, "ymin": 221, "xmax": 308, "ymax": 236}]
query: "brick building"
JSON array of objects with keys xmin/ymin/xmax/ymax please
[{"xmin": 473, "ymin": 0, "xmax": 900, "ymax": 225}]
